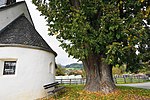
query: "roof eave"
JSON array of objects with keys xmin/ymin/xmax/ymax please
[{"xmin": 0, "ymin": 44, "xmax": 57, "ymax": 56}]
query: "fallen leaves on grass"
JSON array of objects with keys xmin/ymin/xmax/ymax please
[{"xmin": 45, "ymin": 85, "xmax": 150, "ymax": 100}]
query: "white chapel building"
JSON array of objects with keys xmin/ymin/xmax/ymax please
[{"xmin": 0, "ymin": 0, "xmax": 57, "ymax": 99}]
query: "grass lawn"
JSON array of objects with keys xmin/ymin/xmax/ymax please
[
  {"xmin": 43, "ymin": 85, "xmax": 150, "ymax": 100},
  {"xmin": 115, "ymin": 77, "xmax": 149, "ymax": 84}
]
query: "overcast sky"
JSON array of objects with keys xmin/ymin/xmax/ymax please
[{"xmin": 16, "ymin": 0, "xmax": 80, "ymax": 65}]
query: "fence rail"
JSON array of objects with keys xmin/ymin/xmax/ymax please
[
  {"xmin": 56, "ymin": 78, "xmax": 86, "ymax": 84},
  {"xmin": 56, "ymin": 75, "xmax": 149, "ymax": 84}
]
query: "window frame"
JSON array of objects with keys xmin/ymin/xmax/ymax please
[{"xmin": 3, "ymin": 61, "xmax": 16, "ymax": 75}]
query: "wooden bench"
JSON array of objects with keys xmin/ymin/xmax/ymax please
[{"xmin": 43, "ymin": 82, "xmax": 65, "ymax": 98}]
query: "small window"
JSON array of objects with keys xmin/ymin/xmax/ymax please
[
  {"xmin": 3, "ymin": 61, "xmax": 16, "ymax": 75},
  {"xmin": 49, "ymin": 62, "xmax": 52, "ymax": 73}
]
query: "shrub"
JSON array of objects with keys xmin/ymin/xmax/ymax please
[{"xmin": 56, "ymin": 64, "xmax": 66, "ymax": 76}]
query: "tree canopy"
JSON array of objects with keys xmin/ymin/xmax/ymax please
[{"xmin": 33, "ymin": 0, "xmax": 149, "ymax": 71}]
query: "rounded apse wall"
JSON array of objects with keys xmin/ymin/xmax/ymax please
[{"xmin": 0, "ymin": 46, "xmax": 56, "ymax": 100}]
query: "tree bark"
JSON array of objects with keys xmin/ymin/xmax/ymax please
[{"xmin": 82, "ymin": 54, "xmax": 116, "ymax": 93}]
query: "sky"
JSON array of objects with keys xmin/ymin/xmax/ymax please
[{"xmin": 16, "ymin": 0, "xmax": 80, "ymax": 65}]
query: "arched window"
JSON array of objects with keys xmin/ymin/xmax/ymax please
[{"xmin": 49, "ymin": 62, "xmax": 52, "ymax": 73}]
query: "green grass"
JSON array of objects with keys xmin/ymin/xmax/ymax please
[
  {"xmin": 43, "ymin": 85, "xmax": 150, "ymax": 100},
  {"xmin": 115, "ymin": 77, "xmax": 149, "ymax": 84}
]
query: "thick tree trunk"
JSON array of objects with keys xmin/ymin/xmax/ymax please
[{"xmin": 82, "ymin": 54, "xmax": 116, "ymax": 93}]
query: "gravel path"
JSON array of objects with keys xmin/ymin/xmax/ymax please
[{"xmin": 117, "ymin": 82, "xmax": 150, "ymax": 89}]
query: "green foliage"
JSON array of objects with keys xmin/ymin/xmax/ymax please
[
  {"xmin": 112, "ymin": 64, "xmax": 126, "ymax": 75},
  {"xmin": 139, "ymin": 62, "xmax": 150, "ymax": 73},
  {"xmin": 33, "ymin": 0, "xmax": 150, "ymax": 72},
  {"xmin": 56, "ymin": 64, "xmax": 66, "ymax": 76},
  {"xmin": 112, "ymin": 67, "xmax": 122, "ymax": 75},
  {"xmin": 146, "ymin": 71, "xmax": 150, "ymax": 77}
]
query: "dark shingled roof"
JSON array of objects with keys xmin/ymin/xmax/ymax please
[{"xmin": 0, "ymin": 15, "xmax": 57, "ymax": 56}]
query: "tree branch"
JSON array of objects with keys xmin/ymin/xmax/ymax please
[{"xmin": 69, "ymin": 0, "xmax": 80, "ymax": 10}]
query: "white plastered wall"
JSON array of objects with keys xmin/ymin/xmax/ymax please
[
  {"xmin": 0, "ymin": 47, "xmax": 55, "ymax": 100},
  {"xmin": 0, "ymin": 2, "xmax": 33, "ymax": 30},
  {"xmin": 0, "ymin": 60, "xmax": 4, "ymax": 76}
]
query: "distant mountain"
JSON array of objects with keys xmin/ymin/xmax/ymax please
[{"xmin": 65, "ymin": 63, "xmax": 83, "ymax": 69}]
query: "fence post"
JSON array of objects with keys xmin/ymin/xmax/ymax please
[
  {"xmin": 80, "ymin": 78, "xmax": 82, "ymax": 84},
  {"xmin": 70, "ymin": 79, "xmax": 71, "ymax": 85},
  {"xmin": 123, "ymin": 76, "xmax": 126, "ymax": 83},
  {"xmin": 138, "ymin": 76, "xmax": 140, "ymax": 83},
  {"xmin": 76, "ymin": 79, "xmax": 77, "ymax": 85},
  {"xmin": 61, "ymin": 79, "xmax": 63, "ymax": 84},
  {"xmin": 130, "ymin": 76, "xmax": 133, "ymax": 83},
  {"xmin": 114, "ymin": 76, "xmax": 117, "ymax": 84}
]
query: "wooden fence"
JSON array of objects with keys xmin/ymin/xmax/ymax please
[
  {"xmin": 56, "ymin": 75, "xmax": 149, "ymax": 84},
  {"xmin": 56, "ymin": 78, "xmax": 86, "ymax": 84},
  {"xmin": 113, "ymin": 75, "xmax": 149, "ymax": 84}
]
